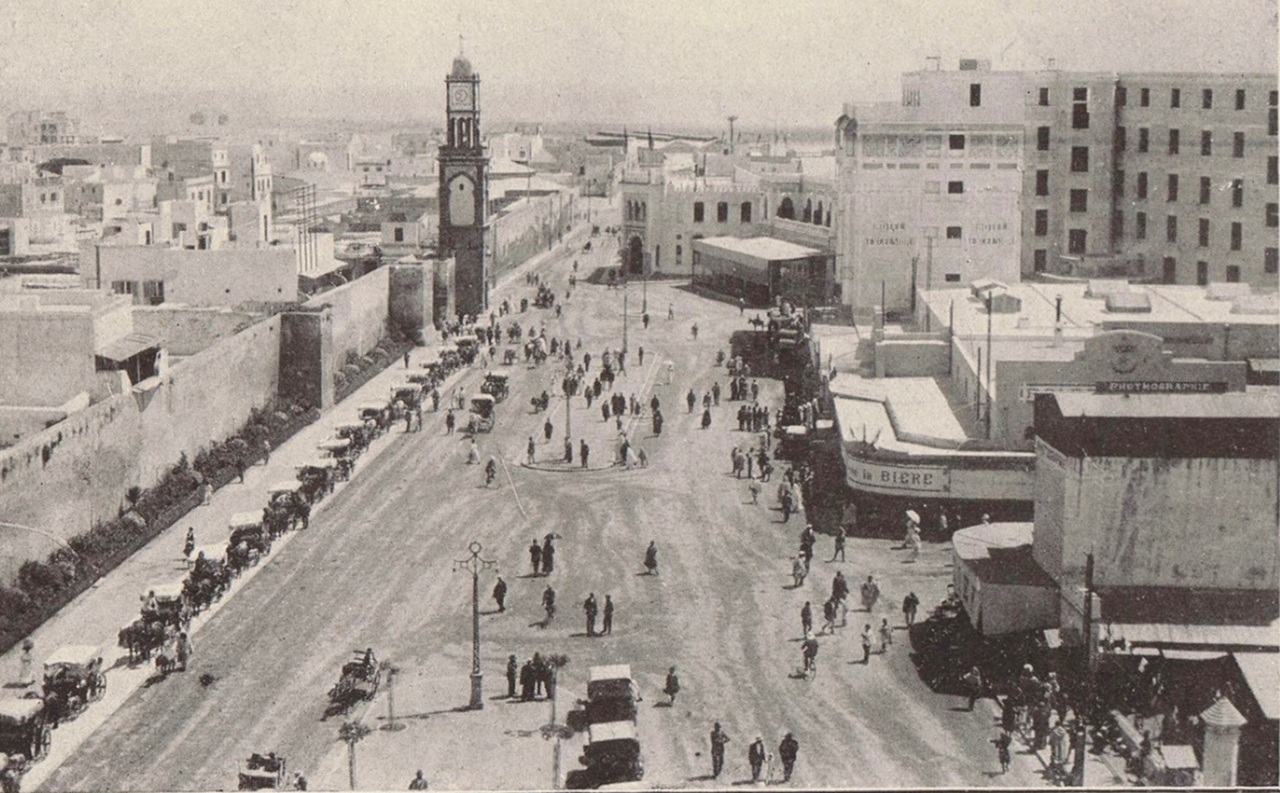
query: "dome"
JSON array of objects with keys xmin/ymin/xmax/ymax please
[{"xmin": 450, "ymin": 56, "xmax": 474, "ymax": 79}]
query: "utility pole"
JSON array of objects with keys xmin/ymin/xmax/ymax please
[
  {"xmin": 985, "ymin": 292, "xmax": 993, "ymax": 440},
  {"xmin": 910, "ymin": 256, "xmax": 919, "ymax": 316},
  {"xmin": 1072, "ymin": 551, "xmax": 1095, "ymax": 787},
  {"xmin": 453, "ymin": 541, "xmax": 497, "ymax": 710},
  {"xmin": 727, "ymin": 115, "xmax": 738, "ymax": 154},
  {"xmin": 622, "ymin": 285, "xmax": 629, "ymax": 354}
]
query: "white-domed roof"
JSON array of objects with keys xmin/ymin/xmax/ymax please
[{"xmin": 450, "ymin": 56, "xmax": 474, "ymax": 79}]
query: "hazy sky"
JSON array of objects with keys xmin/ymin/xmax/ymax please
[{"xmin": 2, "ymin": 0, "xmax": 1276, "ymax": 131}]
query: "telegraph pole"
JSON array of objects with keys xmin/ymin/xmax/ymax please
[
  {"xmin": 985, "ymin": 292, "xmax": 993, "ymax": 439},
  {"xmin": 453, "ymin": 541, "xmax": 497, "ymax": 710},
  {"xmin": 1072, "ymin": 551, "xmax": 1095, "ymax": 787}
]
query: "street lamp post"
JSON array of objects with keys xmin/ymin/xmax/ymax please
[
  {"xmin": 453, "ymin": 541, "xmax": 497, "ymax": 710},
  {"xmin": 622, "ymin": 283, "xmax": 629, "ymax": 354}
]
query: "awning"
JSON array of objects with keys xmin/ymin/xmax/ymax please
[
  {"xmin": 1105, "ymin": 621, "xmax": 1279, "ymax": 651},
  {"xmin": 1246, "ymin": 358, "xmax": 1280, "ymax": 373},
  {"xmin": 1233, "ymin": 652, "xmax": 1280, "ymax": 720},
  {"xmin": 97, "ymin": 333, "xmax": 160, "ymax": 362}
]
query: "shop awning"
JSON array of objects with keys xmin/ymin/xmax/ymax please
[
  {"xmin": 1233, "ymin": 652, "xmax": 1280, "ymax": 720},
  {"xmin": 96, "ymin": 333, "xmax": 160, "ymax": 362}
]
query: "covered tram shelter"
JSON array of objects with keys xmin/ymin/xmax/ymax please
[{"xmin": 691, "ymin": 236, "xmax": 835, "ymax": 308}]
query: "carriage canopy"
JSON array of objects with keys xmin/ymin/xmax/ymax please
[{"xmin": 43, "ymin": 645, "xmax": 101, "ymax": 670}]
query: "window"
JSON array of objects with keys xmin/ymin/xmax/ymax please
[
  {"xmin": 1168, "ymin": 129, "xmax": 1180, "ymax": 154},
  {"xmin": 1199, "ymin": 218, "xmax": 1210, "ymax": 247},
  {"xmin": 1034, "ymin": 249, "xmax": 1047, "ymax": 272},
  {"xmin": 740, "ymin": 202, "xmax": 752, "ymax": 223},
  {"xmin": 1115, "ymin": 126, "xmax": 1127, "ymax": 152},
  {"xmin": 1034, "ymin": 209, "xmax": 1048, "ymax": 236},
  {"xmin": 1270, "ymin": 156, "xmax": 1278, "ymax": 185},
  {"xmin": 1137, "ymin": 172, "xmax": 1148, "ymax": 199},
  {"xmin": 1167, "ymin": 174, "xmax": 1178, "ymax": 202},
  {"xmin": 1236, "ymin": 89, "xmax": 1246, "ymax": 110},
  {"xmin": 393, "ymin": 227, "xmax": 404, "ymax": 242},
  {"xmin": 1200, "ymin": 176, "xmax": 1212, "ymax": 204},
  {"xmin": 1137, "ymin": 211, "xmax": 1147, "ymax": 239},
  {"xmin": 1170, "ymin": 88, "xmax": 1181, "ymax": 108},
  {"xmin": 1202, "ymin": 89, "xmax": 1213, "ymax": 109},
  {"xmin": 1201, "ymin": 130, "xmax": 1212, "ymax": 156},
  {"xmin": 1116, "ymin": 86, "xmax": 1127, "ymax": 106},
  {"xmin": 1230, "ymin": 221, "xmax": 1242, "ymax": 250},
  {"xmin": 1070, "ymin": 189, "xmax": 1088, "ymax": 212},
  {"xmin": 1166, "ymin": 215, "xmax": 1178, "ymax": 243},
  {"xmin": 1072, "ymin": 87, "xmax": 1088, "ymax": 102},
  {"xmin": 1070, "ymin": 146, "xmax": 1089, "ymax": 172},
  {"xmin": 1225, "ymin": 265, "xmax": 1240, "ymax": 283},
  {"xmin": 1073, "ymin": 102, "xmax": 1090, "ymax": 129},
  {"xmin": 949, "ymin": 134, "xmax": 966, "ymax": 150},
  {"xmin": 1197, "ymin": 260, "xmax": 1209, "ymax": 285},
  {"xmin": 1268, "ymin": 202, "xmax": 1278, "ymax": 228},
  {"xmin": 1112, "ymin": 210, "xmax": 1124, "ymax": 240},
  {"xmin": 1068, "ymin": 229, "xmax": 1087, "ymax": 254},
  {"xmin": 1035, "ymin": 170, "xmax": 1049, "ymax": 196},
  {"xmin": 716, "ymin": 202, "xmax": 728, "ymax": 223},
  {"xmin": 142, "ymin": 280, "xmax": 164, "ymax": 306},
  {"xmin": 946, "ymin": 225, "xmax": 962, "ymax": 239},
  {"xmin": 1038, "ymin": 87, "xmax": 1050, "ymax": 106},
  {"xmin": 1233, "ymin": 132, "xmax": 1244, "ymax": 158},
  {"xmin": 947, "ymin": 180, "xmax": 964, "ymax": 194},
  {"xmin": 1114, "ymin": 169, "xmax": 1125, "ymax": 197},
  {"xmin": 970, "ymin": 83, "xmax": 982, "ymax": 107},
  {"xmin": 1037, "ymin": 126, "xmax": 1050, "ymax": 151},
  {"xmin": 1163, "ymin": 257, "xmax": 1178, "ymax": 283},
  {"xmin": 1138, "ymin": 127, "xmax": 1149, "ymax": 153},
  {"xmin": 693, "ymin": 202, "xmax": 704, "ymax": 222},
  {"xmin": 1232, "ymin": 178, "xmax": 1243, "ymax": 207},
  {"xmin": 944, "ymin": 273, "xmax": 961, "ymax": 283},
  {"xmin": 1140, "ymin": 87, "xmax": 1150, "ymax": 107},
  {"xmin": 1265, "ymin": 247, "xmax": 1278, "ymax": 274},
  {"xmin": 675, "ymin": 244, "xmax": 682, "ymax": 262}
]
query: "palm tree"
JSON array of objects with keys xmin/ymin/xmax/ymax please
[{"xmin": 338, "ymin": 719, "xmax": 373, "ymax": 790}]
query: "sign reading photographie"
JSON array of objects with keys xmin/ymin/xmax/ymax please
[{"xmin": 1095, "ymin": 381, "xmax": 1229, "ymax": 394}]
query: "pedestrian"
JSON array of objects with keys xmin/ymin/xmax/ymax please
[
  {"xmin": 962, "ymin": 666, "xmax": 984, "ymax": 711},
  {"xmin": 408, "ymin": 770, "xmax": 429, "ymax": 790},
  {"xmin": 541, "ymin": 587, "xmax": 556, "ymax": 624},
  {"xmin": 800, "ymin": 601, "xmax": 813, "ymax": 638},
  {"xmin": 176, "ymin": 631, "xmax": 193, "ymax": 671},
  {"xmin": 860, "ymin": 624, "xmax": 873, "ymax": 663},
  {"xmin": 183, "ymin": 526, "xmax": 196, "ymax": 561},
  {"xmin": 832, "ymin": 571, "xmax": 849, "ymax": 626},
  {"xmin": 701, "ymin": 407, "xmax": 711, "ymax": 429},
  {"xmin": 902, "ymin": 591, "xmax": 919, "ymax": 627},
  {"xmin": 748, "ymin": 479, "xmax": 762, "ymax": 505},
  {"xmin": 17, "ymin": 639, "xmax": 34, "ymax": 687},
  {"xmin": 403, "ymin": 351, "xmax": 411, "ymax": 369},
  {"xmin": 860, "ymin": 575, "xmax": 880, "ymax": 612},
  {"xmin": 821, "ymin": 598, "xmax": 836, "ymax": 635},
  {"xmin": 792, "ymin": 556, "xmax": 807, "ymax": 588},
  {"xmin": 544, "ymin": 418, "xmax": 554, "ymax": 443},
  {"xmin": 529, "ymin": 538, "xmax": 543, "ymax": 576},
  {"xmin": 493, "ymin": 576, "xmax": 508, "ymax": 612},
  {"xmin": 663, "ymin": 666, "xmax": 680, "ymax": 704},
  {"xmin": 665, "ymin": 359, "xmax": 674, "ymax": 384},
  {"xmin": 507, "ymin": 654, "xmax": 518, "ymax": 698},
  {"xmin": 260, "ymin": 438, "xmax": 271, "ymax": 465},
  {"xmin": 542, "ymin": 536, "xmax": 555, "ymax": 575},
  {"xmin": 527, "ymin": 436, "xmax": 536, "ymax": 465},
  {"xmin": 738, "ymin": 296, "xmax": 745, "ymax": 315},
  {"xmin": 580, "ymin": 439, "xmax": 590, "ymax": 468},
  {"xmin": 687, "ymin": 389, "xmax": 696, "ymax": 413},
  {"xmin": 643, "ymin": 540, "xmax": 658, "ymax": 575},
  {"xmin": 779, "ymin": 733, "xmax": 799, "ymax": 782},
  {"xmin": 564, "ymin": 437, "xmax": 573, "ymax": 464},
  {"xmin": 445, "ymin": 409, "xmax": 456, "ymax": 435},
  {"xmin": 710, "ymin": 723, "xmax": 730, "ymax": 779},
  {"xmin": 993, "ymin": 729, "xmax": 1012, "ymax": 773},
  {"xmin": 638, "ymin": 346, "xmax": 644, "ymax": 366},
  {"xmin": 236, "ymin": 458, "xmax": 246, "ymax": 483},
  {"xmin": 602, "ymin": 595, "xmax": 614, "ymax": 634},
  {"xmin": 520, "ymin": 659, "xmax": 535, "ymax": 700},
  {"xmin": 583, "ymin": 593, "xmax": 598, "ymax": 636},
  {"xmin": 668, "ymin": 303, "xmax": 674, "ymax": 321},
  {"xmin": 830, "ymin": 525, "xmax": 846, "ymax": 562},
  {"xmin": 879, "ymin": 618, "xmax": 893, "ymax": 652},
  {"xmin": 748, "ymin": 736, "xmax": 766, "ymax": 783},
  {"xmin": 1050, "ymin": 720, "xmax": 1070, "ymax": 775},
  {"xmin": 691, "ymin": 323, "xmax": 699, "ymax": 340}
]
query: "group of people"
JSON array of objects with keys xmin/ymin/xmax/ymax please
[
  {"xmin": 507, "ymin": 651, "xmax": 559, "ymax": 702},
  {"xmin": 708, "ymin": 724, "xmax": 801, "ymax": 783}
]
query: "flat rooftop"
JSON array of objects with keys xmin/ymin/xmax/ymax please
[{"xmin": 695, "ymin": 236, "xmax": 821, "ymax": 262}]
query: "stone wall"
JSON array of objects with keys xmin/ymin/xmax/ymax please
[
  {"xmin": 131, "ymin": 306, "xmax": 260, "ymax": 357},
  {"xmin": 306, "ymin": 266, "xmax": 389, "ymax": 374}
]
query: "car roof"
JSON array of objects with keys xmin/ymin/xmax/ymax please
[
  {"xmin": 589, "ymin": 664, "xmax": 633, "ymax": 683},
  {"xmin": 589, "ymin": 721, "xmax": 638, "ymax": 743}
]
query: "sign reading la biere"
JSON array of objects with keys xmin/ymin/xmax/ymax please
[{"xmin": 845, "ymin": 458, "xmax": 950, "ymax": 493}]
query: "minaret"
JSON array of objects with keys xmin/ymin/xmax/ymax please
[{"xmin": 437, "ymin": 50, "xmax": 491, "ymax": 317}]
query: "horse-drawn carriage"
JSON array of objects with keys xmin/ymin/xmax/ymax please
[
  {"xmin": 328, "ymin": 649, "xmax": 380, "ymax": 712},
  {"xmin": 227, "ymin": 512, "xmax": 271, "ymax": 574},
  {"xmin": 238, "ymin": 751, "xmax": 288, "ymax": 790},
  {"xmin": 335, "ymin": 422, "xmax": 370, "ymax": 456},
  {"xmin": 41, "ymin": 646, "xmax": 105, "ymax": 725},
  {"xmin": 465, "ymin": 394, "xmax": 496, "ymax": 435},
  {"xmin": 480, "ymin": 372, "xmax": 509, "ymax": 402},
  {"xmin": 317, "ymin": 438, "xmax": 355, "ymax": 481},
  {"xmin": 265, "ymin": 482, "xmax": 306, "ymax": 535},
  {"xmin": 454, "ymin": 335, "xmax": 480, "ymax": 365},
  {"xmin": 0, "ymin": 697, "xmax": 50, "ymax": 764},
  {"xmin": 186, "ymin": 544, "xmax": 232, "ymax": 609},
  {"xmin": 295, "ymin": 458, "xmax": 336, "ymax": 505},
  {"xmin": 357, "ymin": 403, "xmax": 390, "ymax": 437},
  {"xmin": 143, "ymin": 583, "xmax": 191, "ymax": 630},
  {"xmin": 391, "ymin": 382, "xmax": 423, "ymax": 411}
]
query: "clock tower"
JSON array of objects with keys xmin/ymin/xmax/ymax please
[{"xmin": 438, "ymin": 53, "xmax": 490, "ymax": 317}]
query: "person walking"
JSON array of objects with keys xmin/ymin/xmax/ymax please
[
  {"xmin": 902, "ymin": 592, "xmax": 920, "ymax": 627},
  {"xmin": 778, "ymin": 733, "xmax": 799, "ymax": 782},
  {"xmin": 492, "ymin": 577, "xmax": 508, "ymax": 612},
  {"xmin": 748, "ymin": 736, "xmax": 766, "ymax": 783},
  {"xmin": 526, "ymin": 436, "xmax": 536, "ymax": 465},
  {"xmin": 408, "ymin": 770, "xmax": 429, "ymax": 790},
  {"xmin": 466, "ymin": 438, "xmax": 480, "ymax": 465},
  {"xmin": 791, "ymin": 556, "xmax": 807, "ymax": 588},
  {"xmin": 711, "ymin": 381, "xmax": 721, "ymax": 406},
  {"xmin": 183, "ymin": 527, "xmax": 196, "ymax": 562},
  {"xmin": 962, "ymin": 666, "xmax": 984, "ymax": 711},
  {"xmin": 663, "ymin": 666, "xmax": 680, "ymax": 704},
  {"xmin": 686, "ymin": 389, "xmax": 696, "ymax": 414},
  {"xmin": 860, "ymin": 575, "xmax": 880, "ymax": 612},
  {"xmin": 879, "ymin": 618, "xmax": 893, "ymax": 653},
  {"xmin": 993, "ymin": 729, "xmax": 1012, "ymax": 773},
  {"xmin": 520, "ymin": 659, "xmax": 535, "ymax": 701},
  {"xmin": 602, "ymin": 595, "xmax": 614, "ymax": 634},
  {"xmin": 643, "ymin": 541, "xmax": 658, "ymax": 575},
  {"xmin": 17, "ymin": 639, "xmax": 35, "ymax": 687},
  {"xmin": 710, "ymin": 723, "xmax": 730, "ymax": 779},
  {"xmin": 583, "ymin": 593, "xmax": 598, "ymax": 636},
  {"xmin": 176, "ymin": 631, "xmax": 193, "ymax": 672},
  {"xmin": 564, "ymin": 437, "xmax": 574, "ymax": 464},
  {"xmin": 445, "ymin": 409, "xmax": 456, "ymax": 435},
  {"xmin": 541, "ymin": 586, "xmax": 556, "ymax": 624},
  {"xmin": 541, "ymin": 536, "xmax": 555, "ymax": 575},
  {"xmin": 800, "ymin": 601, "xmax": 813, "ymax": 639},
  {"xmin": 506, "ymin": 655, "xmax": 518, "ymax": 698},
  {"xmin": 821, "ymin": 599, "xmax": 836, "ymax": 635},
  {"xmin": 701, "ymin": 407, "xmax": 712, "ymax": 430},
  {"xmin": 829, "ymin": 526, "xmax": 846, "ymax": 562},
  {"xmin": 748, "ymin": 479, "xmax": 762, "ymax": 505},
  {"xmin": 860, "ymin": 624, "xmax": 873, "ymax": 664},
  {"xmin": 691, "ymin": 323, "xmax": 699, "ymax": 340},
  {"xmin": 529, "ymin": 539, "xmax": 543, "ymax": 576},
  {"xmin": 543, "ymin": 418, "xmax": 554, "ymax": 443},
  {"xmin": 580, "ymin": 439, "xmax": 590, "ymax": 468}
]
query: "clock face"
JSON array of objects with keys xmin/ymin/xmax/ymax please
[{"xmin": 450, "ymin": 84, "xmax": 474, "ymax": 110}]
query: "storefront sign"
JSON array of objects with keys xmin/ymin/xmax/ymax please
[
  {"xmin": 1095, "ymin": 381, "xmax": 1228, "ymax": 394},
  {"xmin": 845, "ymin": 458, "xmax": 950, "ymax": 494}
]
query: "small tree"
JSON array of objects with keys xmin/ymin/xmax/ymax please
[{"xmin": 338, "ymin": 719, "xmax": 373, "ymax": 790}]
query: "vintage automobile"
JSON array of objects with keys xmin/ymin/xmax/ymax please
[
  {"xmin": 480, "ymin": 372, "xmax": 510, "ymax": 402},
  {"xmin": 41, "ymin": 646, "xmax": 105, "ymax": 725},
  {"xmin": 466, "ymin": 394, "xmax": 496, "ymax": 435},
  {"xmin": 584, "ymin": 665, "xmax": 640, "ymax": 725},
  {"xmin": 568, "ymin": 720, "xmax": 643, "ymax": 789},
  {"xmin": 0, "ymin": 697, "xmax": 50, "ymax": 763},
  {"xmin": 238, "ymin": 751, "xmax": 288, "ymax": 790}
]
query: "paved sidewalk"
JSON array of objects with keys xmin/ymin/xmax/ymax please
[{"xmin": 2, "ymin": 220, "xmax": 594, "ymax": 789}]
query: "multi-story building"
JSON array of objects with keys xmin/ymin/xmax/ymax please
[{"xmin": 5, "ymin": 110, "xmax": 80, "ymax": 147}]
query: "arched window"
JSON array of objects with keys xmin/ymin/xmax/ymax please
[
  {"xmin": 777, "ymin": 197, "xmax": 795, "ymax": 220},
  {"xmin": 814, "ymin": 201, "xmax": 824, "ymax": 226},
  {"xmin": 803, "ymin": 198, "xmax": 813, "ymax": 223}
]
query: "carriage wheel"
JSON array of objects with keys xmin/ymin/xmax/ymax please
[{"xmin": 33, "ymin": 723, "xmax": 52, "ymax": 761}]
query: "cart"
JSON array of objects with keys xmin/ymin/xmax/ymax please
[
  {"xmin": 41, "ymin": 646, "xmax": 105, "ymax": 725},
  {"xmin": 238, "ymin": 752, "xmax": 288, "ymax": 790},
  {"xmin": 481, "ymin": 373, "xmax": 510, "ymax": 402},
  {"xmin": 295, "ymin": 458, "xmax": 336, "ymax": 504},
  {"xmin": 466, "ymin": 394, "xmax": 496, "ymax": 435},
  {"xmin": 317, "ymin": 437, "xmax": 354, "ymax": 481},
  {"xmin": 0, "ymin": 697, "xmax": 50, "ymax": 763},
  {"xmin": 142, "ymin": 582, "xmax": 190, "ymax": 629},
  {"xmin": 334, "ymin": 422, "xmax": 370, "ymax": 455},
  {"xmin": 328, "ymin": 649, "xmax": 381, "ymax": 713},
  {"xmin": 391, "ymin": 382, "xmax": 423, "ymax": 410},
  {"xmin": 454, "ymin": 335, "xmax": 480, "ymax": 364}
]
